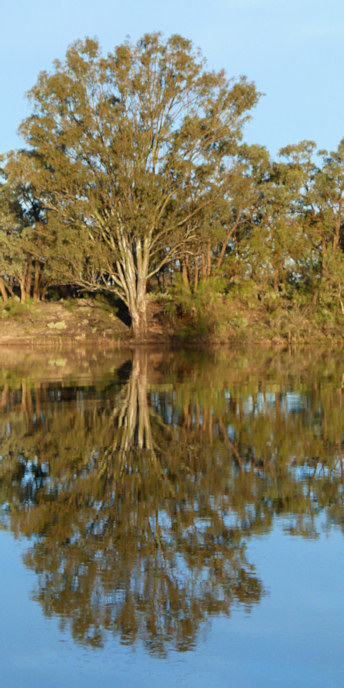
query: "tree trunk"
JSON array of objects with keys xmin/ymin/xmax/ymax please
[
  {"xmin": 194, "ymin": 257, "xmax": 199, "ymax": 291},
  {"xmin": 25, "ymin": 257, "xmax": 33, "ymax": 300},
  {"xmin": 20, "ymin": 257, "xmax": 33, "ymax": 302},
  {"xmin": 333, "ymin": 198, "xmax": 343, "ymax": 249},
  {"xmin": 206, "ymin": 240, "xmax": 211, "ymax": 278},
  {"xmin": 129, "ymin": 277, "xmax": 148, "ymax": 339},
  {"xmin": 182, "ymin": 259, "xmax": 190, "ymax": 289},
  {"xmin": 40, "ymin": 282, "xmax": 50, "ymax": 300},
  {"xmin": 117, "ymin": 236, "xmax": 150, "ymax": 340},
  {"xmin": 19, "ymin": 279, "xmax": 27, "ymax": 303},
  {"xmin": 201, "ymin": 252, "xmax": 206, "ymax": 281},
  {"xmin": 273, "ymin": 268, "xmax": 279, "ymax": 293},
  {"xmin": 0, "ymin": 277, "xmax": 9, "ymax": 303},
  {"xmin": 33, "ymin": 260, "xmax": 41, "ymax": 301}
]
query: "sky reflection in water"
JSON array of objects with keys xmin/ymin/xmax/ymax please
[{"xmin": 0, "ymin": 347, "xmax": 343, "ymax": 687}]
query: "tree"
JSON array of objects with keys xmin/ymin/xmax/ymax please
[
  {"xmin": 0, "ymin": 151, "xmax": 60, "ymax": 302},
  {"xmin": 19, "ymin": 33, "xmax": 259, "ymax": 337},
  {"xmin": 279, "ymin": 139, "xmax": 344, "ymax": 311}
]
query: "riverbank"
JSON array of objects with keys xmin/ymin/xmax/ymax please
[
  {"xmin": 0, "ymin": 297, "xmax": 179, "ymax": 348},
  {"xmin": 0, "ymin": 296, "xmax": 343, "ymax": 348},
  {"xmin": 0, "ymin": 299, "xmax": 131, "ymax": 348}
]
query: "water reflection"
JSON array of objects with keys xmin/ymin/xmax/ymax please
[{"xmin": 0, "ymin": 348, "xmax": 343, "ymax": 655}]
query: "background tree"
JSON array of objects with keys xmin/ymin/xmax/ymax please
[
  {"xmin": 311, "ymin": 140, "xmax": 344, "ymax": 311},
  {"xmin": 0, "ymin": 151, "xmax": 61, "ymax": 302}
]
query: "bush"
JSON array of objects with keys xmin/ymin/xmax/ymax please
[
  {"xmin": 167, "ymin": 277, "xmax": 226, "ymax": 342},
  {"xmin": 0, "ymin": 299, "xmax": 33, "ymax": 320}
]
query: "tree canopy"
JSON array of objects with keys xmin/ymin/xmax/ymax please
[{"xmin": 16, "ymin": 33, "xmax": 259, "ymax": 337}]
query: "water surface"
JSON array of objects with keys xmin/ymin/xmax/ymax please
[{"xmin": 0, "ymin": 347, "xmax": 343, "ymax": 687}]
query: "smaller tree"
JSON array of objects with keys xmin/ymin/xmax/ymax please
[{"xmin": 0, "ymin": 151, "xmax": 60, "ymax": 302}]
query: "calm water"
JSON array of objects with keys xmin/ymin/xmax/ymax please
[{"xmin": 0, "ymin": 347, "xmax": 344, "ymax": 687}]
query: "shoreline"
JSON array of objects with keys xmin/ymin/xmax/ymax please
[{"xmin": 0, "ymin": 298, "xmax": 342, "ymax": 349}]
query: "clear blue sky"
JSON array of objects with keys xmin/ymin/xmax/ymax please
[{"xmin": 1, "ymin": 0, "xmax": 344, "ymax": 157}]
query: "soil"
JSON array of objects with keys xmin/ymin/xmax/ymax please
[
  {"xmin": 0, "ymin": 298, "xmax": 170, "ymax": 348},
  {"xmin": 0, "ymin": 300, "xmax": 129, "ymax": 347}
]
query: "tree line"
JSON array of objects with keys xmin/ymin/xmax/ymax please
[{"xmin": 1, "ymin": 33, "xmax": 344, "ymax": 338}]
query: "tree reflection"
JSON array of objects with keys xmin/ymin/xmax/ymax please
[{"xmin": 0, "ymin": 349, "xmax": 344, "ymax": 654}]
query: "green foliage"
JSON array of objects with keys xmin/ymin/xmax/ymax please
[
  {"xmin": 318, "ymin": 247, "xmax": 344, "ymax": 312},
  {"xmin": 167, "ymin": 276, "xmax": 226, "ymax": 341},
  {"xmin": 93, "ymin": 293, "xmax": 118, "ymax": 315},
  {"xmin": 0, "ymin": 299, "xmax": 34, "ymax": 320}
]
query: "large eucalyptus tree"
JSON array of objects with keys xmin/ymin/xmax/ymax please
[{"xmin": 19, "ymin": 33, "xmax": 259, "ymax": 337}]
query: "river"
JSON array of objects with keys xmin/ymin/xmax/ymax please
[{"xmin": 0, "ymin": 346, "xmax": 343, "ymax": 687}]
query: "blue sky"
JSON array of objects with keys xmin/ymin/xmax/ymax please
[{"xmin": 1, "ymin": 0, "xmax": 344, "ymax": 157}]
